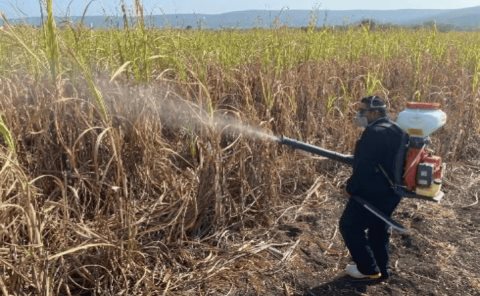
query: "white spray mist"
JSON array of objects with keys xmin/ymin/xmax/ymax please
[{"xmin": 101, "ymin": 81, "xmax": 279, "ymax": 142}]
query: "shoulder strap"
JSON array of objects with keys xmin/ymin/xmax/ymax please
[
  {"xmin": 377, "ymin": 120, "xmax": 409, "ymax": 192},
  {"xmin": 377, "ymin": 121, "xmax": 405, "ymax": 135}
]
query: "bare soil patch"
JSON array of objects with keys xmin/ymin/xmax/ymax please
[{"xmin": 202, "ymin": 162, "xmax": 479, "ymax": 296}]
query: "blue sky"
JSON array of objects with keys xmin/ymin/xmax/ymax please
[{"xmin": 2, "ymin": 0, "xmax": 480, "ymax": 17}]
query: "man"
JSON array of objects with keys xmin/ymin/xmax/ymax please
[{"xmin": 340, "ymin": 96, "xmax": 406, "ymax": 281}]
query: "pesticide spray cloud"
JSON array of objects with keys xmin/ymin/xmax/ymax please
[
  {"xmin": 103, "ymin": 81, "xmax": 278, "ymax": 142},
  {"xmin": 158, "ymin": 92, "xmax": 278, "ymax": 142}
]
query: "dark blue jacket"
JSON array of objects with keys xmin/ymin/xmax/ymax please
[{"xmin": 346, "ymin": 117, "xmax": 404, "ymax": 211}]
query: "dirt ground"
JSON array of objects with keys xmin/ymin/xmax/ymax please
[{"xmin": 204, "ymin": 161, "xmax": 479, "ymax": 296}]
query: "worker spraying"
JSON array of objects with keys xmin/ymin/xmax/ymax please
[
  {"xmin": 341, "ymin": 96, "xmax": 407, "ymax": 281},
  {"xmin": 278, "ymin": 96, "xmax": 446, "ymax": 282}
]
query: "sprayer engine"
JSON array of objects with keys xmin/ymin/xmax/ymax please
[{"xmin": 396, "ymin": 102, "xmax": 447, "ymax": 201}]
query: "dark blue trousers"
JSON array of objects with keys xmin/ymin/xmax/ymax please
[{"xmin": 339, "ymin": 197, "xmax": 398, "ymax": 275}]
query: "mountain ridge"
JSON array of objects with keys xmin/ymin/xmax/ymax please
[{"xmin": 2, "ymin": 6, "xmax": 480, "ymax": 30}]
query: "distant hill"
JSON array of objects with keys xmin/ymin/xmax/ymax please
[
  {"xmin": 2, "ymin": 6, "xmax": 480, "ymax": 30},
  {"xmin": 404, "ymin": 6, "xmax": 480, "ymax": 28}
]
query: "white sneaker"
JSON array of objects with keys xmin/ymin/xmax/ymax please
[{"xmin": 345, "ymin": 263, "xmax": 381, "ymax": 279}]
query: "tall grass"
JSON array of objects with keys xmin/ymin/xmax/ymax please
[
  {"xmin": 0, "ymin": 9, "xmax": 479, "ymax": 294},
  {"xmin": 0, "ymin": 114, "xmax": 15, "ymax": 154},
  {"xmin": 44, "ymin": 0, "xmax": 60, "ymax": 83}
]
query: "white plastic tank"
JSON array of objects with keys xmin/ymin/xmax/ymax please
[{"xmin": 396, "ymin": 102, "xmax": 447, "ymax": 137}]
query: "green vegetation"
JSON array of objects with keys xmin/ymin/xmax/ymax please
[{"xmin": 2, "ymin": 24, "xmax": 480, "ymax": 98}]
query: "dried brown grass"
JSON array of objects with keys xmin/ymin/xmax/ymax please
[{"xmin": 0, "ymin": 52, "xmax": 478, "ymax": 295}]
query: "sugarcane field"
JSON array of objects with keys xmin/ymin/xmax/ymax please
[{"xmin": 0, "ymin": 1, "xmax": 479, "ymax": 295}]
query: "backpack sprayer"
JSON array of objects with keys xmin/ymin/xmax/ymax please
[
  {"xmin": 395, "ymin": 102, "xmax": 447, "ymax": 201},
  {"xmin": 277, "ymin": 102, "xmax": 447, "ymax": 232}
]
